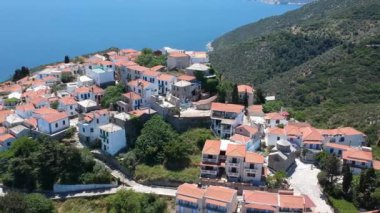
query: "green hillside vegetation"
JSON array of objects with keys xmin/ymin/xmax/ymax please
[{"xmin": 210, "ymin": 0, "xmax": 380, "ymax": 143}]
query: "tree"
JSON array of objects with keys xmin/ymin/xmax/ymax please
[
  {"xmin": 12, "ymin": 66, "xmax": 30, "ymax": 82},
  {"xmin": 263, "ymin": 100, "xmax": 283, "ymax": 113},
  {"xmin": 64, "ymin": 55, "xmax": 70, "ymax": 63},
  {"xmin": 323, "ymin": 154, "xmax": 341, "ymax": 184},
  {"xmin": 163, "ymin": 140, "xmax": 192, "ymax": 170},
  {"xmin": 135, "ymin": 115, "xmax": 178, "ymax": 164},
  {"xmin": 50, "ymin": 101, "xmax": 59, "ymax": 110},
  {"xmin": 0, "ymin": 192, "xmax": 27, "ymax": 213},
  {"xmin": 101, "ymin": 85, "xmax": 125, "ymax": 108},
  {"xmin": 266, "ymin": 171, "xmax": 286, "ymax": 189},
  {"xmin": 243, "ymin": 90, "xmax": 249, "ymax": 107},
  {"xmin": 24, "ymin": 193, "xmax": 55, "ymax": 213},
  {"xmin": 136, "ymin": 48, "xmax": 166, "ymax": 68},
  {"xmin": 342, "ymin": 164, "xmax": 353, "ymax": 194},
  {"xmin": 232, "ymin": 84, "xmax": 239, "ymax": 104},
  {"xmin": 254, "ymin": 88, "xmax": 266, "ymax": 104}
]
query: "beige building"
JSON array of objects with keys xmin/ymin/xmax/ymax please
[
  {"xmin": 167, "ymin": 52, "xmax": 191, "ymax": 70},
  {"xmin": 176, "ymin": 184, "xmax": 238, "ymax": 213}
]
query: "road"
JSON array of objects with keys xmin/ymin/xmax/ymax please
[{"xmin": 288, "ymin": 159, "xmax": 333, "ymax": 213}]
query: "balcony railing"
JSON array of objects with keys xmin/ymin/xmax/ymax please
[
  {"xmin": 244, "ymin": 168, "xmax": 257, "ymax": 173},
  {"xmin": 202, "ymin": 158, "xmax": 219, "ymax": 164},
  {"xmin": 227, "ymin": 172, "xmax": 239, "ymax": 177},
  {"xmin": 226, "ymin": 162, "xmax": 240, "ymax": 167},
  {"xmin": 201, "ymin": 170, "xmax": 218, "ymax": 175}
]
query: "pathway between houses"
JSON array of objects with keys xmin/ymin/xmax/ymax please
[{"xmin": 288, "ymin": 159, "xmax": 333, "ymax": 213}]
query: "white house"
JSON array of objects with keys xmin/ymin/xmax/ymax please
[
  {"xmin": 237, "ymin": 85, "xmax": 255, "ymax": 106},
  {"xmin": 211, "ymin": 103, "xmax": 245, "ymax": 139},
  {"xmin": 86, "ymin": 63, "xmax": 115, "ymax": 87},
  {"xmin": 264, "ymin": 112, "xmax": 288, "ymax": 128},
  {"xmin": 185, "ymin": 51, "xmax": 209, "ymax": 64},
  {"xmin": 31, "ymin": 97, "xmax": 50, "ymax": 109},
  {"xmin": 77, "ymin": 75, "xmax": 94, "ymax": 87},
  {"xmin": 15, "ymin": 103, "xmax": 35, "ymax": 119},
  {"xmin": 99, "ymin": 123, "xmax": 127, "ymax": 156},
  {"xmin": 121, "ymin": 92, "xmax": 143, "ymax": 111},
  {"xmin": 78, "ymin": 109, "xmax": 109, "ymax": 143},
  {"xmin": 185, "ymin": 63, "xmax": 210, "ymax": 76},
  {"xmin": 141, "ymin": 70, "xmax": 160, "ymax": 87},
  {"xmin": 157, "ymin": 73, "xmax": 176, "ymax": 95},
  {"xmin": 58, "ymin": 96, "xmax": 78, "ymax": 117},
  {"xmin": 242, "ymin": 152, "xmax": 264, "ymax": 184},
  {"xmin": 37, "ymin": 112, "xmax": 69, "ymax": 135},
  {"xmin": 167, "ymin": 52, "xmax": 191, "ymax": 70},
  {"xmin": 127, "ymin": 79, "xmax": 158, "ymax": 106},
  {"xmin": 264, "ymin": 127, "xmax": 287, "ymax": 147},
  {"xmin": 319, "ymin": 127, "xmax": 366, "ymax": 147},
  {"xmin": 4, "ymin": 114, "xmax": 24, "ymax": 128},
  {"xmin": 225, "ymin": 144, "xmax": 246, "ymax": 182},
  {"xmin": 233, "ymin": 125, "xmax": 261, "ymax": 151}
]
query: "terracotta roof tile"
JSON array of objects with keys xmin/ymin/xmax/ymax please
[
  {"xmin": 268, "ymin": 127, "xmax": 286, "ymax": 135},
  {"xmin": 342, "ymin": 148, "xmax": 372, "ymax": 162},
  {"xmin": 177, "ymin": 75, "xmax": 196, "ymax": 82},
  {"xmin": 243, "ymin": 190, "xmax": 278, "ymax": 206},
  {"xmin": 40, "ymin": 112, "xmax": 68, "ymax": 123},
  {"xmin": 230, "ymin": 134, "xmax": 251, "ymax": 144},
  {"xmin": 211, "ymin": 102, "xmax": 244, "ymax": 114},
  {"xmin": 59, "ymin": 96, "xmax": 77, "ymax": 105},
  {"xmin": 127, "ymin": 79, "xmax": 151, "ymax": 88},
  {"xmin": 16, "ymin": 103, "xmax": 35, "ymax": 111},
  {"xmin": 176, "ymin": 183, "xmax": 205, "ymax": 199},
  {"xmin": 0, "ymin": 134, "xmax": 15, "ymax": 143},
  {"xmin": 226, "ymin": 144, "xmax": 246, "ymax": 157},
  {"xmin": 157, "ymin": 73, "xmax": 175, "ymax": 81},
  {"xmin": 245, "ymin": 152, "xmax": 265, "ymax": 164},
  {"xmin": 279, "ymin": 194, "xmax": 305, "ymax": 209},
  {"xmin": 264, "ymin": 112, "xmax": 285, "ymax": 120},
  {"xmin": 123, "ymin": 92, "xmax": 142, "ymax": 100},
  {"xmin": 235, "ymin": 125, "xmax": 258, "ymax": 136},
  {"xmin": 237, "ymin": 85, "xmax": 254, "ymax": 94},
  {"xmin": 202, "ymin": 140, "xmax": 221, "ymax": 155},
  {"xmin": 204, "ymin": 186, "xmax": 236, "ymax": 203}
]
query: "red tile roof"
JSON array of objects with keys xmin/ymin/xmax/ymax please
[
  {"xmin": 342, "ymin": 148, "xmax": 373, "ymax": 162},
  {"xmin": 59, "ymin": 96, "xmax": 77, "ymax": 105},
  {"xmin": 237, "ymin": 85, "xmax": 254, "ymax": 94},
  {"xmin": 324, "ymin": 143, "xmax": 351, "ymax": 150},
  {"xmin": 268, "ymin": 127, "xmax": 286, "ymax": 135},
  {"xmin": 202, "ymin": 140, "xmax": 221, "ymax": 155},
  {"xmin": 244, "ymin": 203, "xmax": 277, "ymax": 212},
  {"xmin": 264, "ymin": 112, "xmax": 286, "ymax": 120},
  {"xmin": 243, "ymin": 190, "xmax": 278, "ymax": 207},
  {"xmin": 16, "ymin": 103, "xmax": 35, "ymax": 111},
  {"xmin": 279, "ymin": 194, "xmax": 305, "ymax": 209},
  {"xmin": 40, "ymin": 112, "xmax": 68, "ymax": 123},
  {"xmin": 169, "ymin": 52, "xmax": 189, "ymax": 58},
  {"xmin": 123, "ymin": 92, "xmax": 142, "ymax": 100},
  {"xmin": 150, "ymin": 65, "xmax": 165, "ymax": 72},
  {"xmin": 226, "ymin": 144, "xmax": 246, "ymax": 157},
  {"xmin": 177, "ymin": 75, "xmax": 196, "ymax": 82},
  {"xmin": 24, "ymin": 117, "xmax": 37, "ymax": 128},
  {"xmin": 230, "ymin": 134, "xmax": 251, "ymax": 144},
  {"xmin": 142, "ymin": 70, "xmax": 160, "ymax": 77},
  {"xmin": 235, "ymin": 125, "xmax": 258, "ymax": 136},
  {"xmin": 33, "ymin": 107, "xmax": 59, "ymax": 115},
  {"xmin": 245, "ymin": 152, "xmax": 265, "ymax": 164},
  {"xmin": 211, "ymin": 102, "xmax": 244, "ymax": 114},
  {"xmin": 0, "ymin": 110, "xmax": 12, "ymax": 124},
  {"xmin": 127, "ymin": 79, "xmax": 151, "ymax": 88},
  {"xmin": 204, "ymin": 186, "xmax": 236, "ymax": 203},
  {"xmin": 177, "ymin": 183, "xmax": 205, "ymax": 199},
  {"xmin": 157, "ymin": 73, "xmax": 175, "ymax": 81},
  {"xmin": 0, "ymin": 134, "xmax": 15, "ymax": 143}
]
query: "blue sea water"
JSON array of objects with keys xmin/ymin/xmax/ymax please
[{"xmin": 0, "ymin": 0, "xmax": 299, "ymax": 80}]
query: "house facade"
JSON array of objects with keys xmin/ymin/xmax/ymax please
[
  {"xmin": 99, "ymin": 123, "xmax": 127, "ymax": 156},
  {"xmin": 210, "ymin": 103, "xmax": 244, "ymax": 139},
  {"xmin": 37, "ymin": 112, "xmax": 69, "ymax": 134},
  {"xmin": 78, "ymin": 109, "xmax": 109, "ymax": 143}
]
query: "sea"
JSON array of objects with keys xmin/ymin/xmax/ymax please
[{"xmin": 0, "ymin": 0, "xmax": 300, "ymax": 81}]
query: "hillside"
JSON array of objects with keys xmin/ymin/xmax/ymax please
[{"xmin": 209, "ymin": 0, "xmax": 380, "ymax": 142}]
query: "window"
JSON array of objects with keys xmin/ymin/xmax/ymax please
[
  {"xmin": 63, "ymin": 120, "xmax": 66, "ymax": 125},
  {"xmin": 330, "ymin": 148, "xmax": 333, "ymax": 153},
  {"xmin": 208, "ymin": 155, "xmax": 213, "ymax": 159},
  {"xmin": 249, "ymin": 164, "xmax": 255, "ymax": 169},
  {"xmin": 70, "ymin": 106, "xmax": 73, "ymax": 109},
  {"xmin": 338, "ymin": 150, "xmax": 342, "ymax": 155},
  {"xmin": 340, "ymin": 137, "xmax": 345, "ymax": 142},
  {"xmin": 90, "ymin": 128, "xmax": 94, "ymax": 133},
  {"xmin": 232, "ymin": 158, "xmax": 237, "ymax": 163},
  {"xmin": 276, "ymin": 120, "xmax": 280, "ymax": 124},
  {"xmin": 277, "ymin": 137, "xmax": 280, "ymax": 140},
  {"xmin": 97, "ymin": 119, "xmax": 99, "ymax": 124},
  {"xmin": 247, "ymin": 173, "xmax": 256, "ymax": 177},
  {"xmin": 351, "ymin": 161, "xmax": 355, "ymax": 165},
  {"xmin": 55, "ymin": 123, "xmax": 58, "ymax": 128},
  {"xmin": 83, "ymin": 128, "xmax": 85, "ymax": 133},
  {"xmin": 361, "ymin": 162, "xmax": 365, "ymax": 166},
  {"xmin": 231, "ymin": 168, "xmax": 237, "ymax": 173}
]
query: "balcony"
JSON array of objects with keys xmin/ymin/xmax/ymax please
[
  {"xmin": 226, "ymin": 162, "xmax": 240, "ymax": 167},
  {"xmin": 244, "ymin": 168, "xmax": 257, "ymax": 173},
  {"xmin": 201, "ymin": 170, "xmax": 218, "ymax": 175},
  {"xmin": 227, "ymin": 172, "xmax": 239, "ymax": 177},
  {"xmin": 202, "ymin": 158, "xmax": 219, "ymax": 164}
]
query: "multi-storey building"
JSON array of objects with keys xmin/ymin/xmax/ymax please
[{"xmin": 210, "ymin": 103, "xmax": 244, "ymax": 139}]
